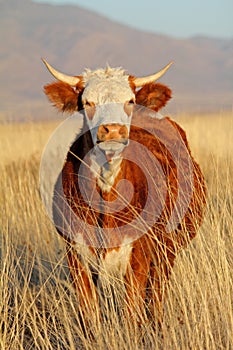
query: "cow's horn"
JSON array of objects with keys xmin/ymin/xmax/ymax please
[
  {"xmin": 134, "ymin": 61, "xmax": 173, "ymax": 87},
  {"xmin": 42, "ymin": 58, "xmax": 80, "ymax": 86}
]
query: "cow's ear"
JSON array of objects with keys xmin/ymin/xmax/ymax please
[
  {"xmin": 136, "ymin": 83, "xmax": 172, "ymax": 111},
  {"xmin": 44, "ymin": 81, "xmax": 83, "ymax": 113}
]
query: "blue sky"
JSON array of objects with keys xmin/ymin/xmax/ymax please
[{"xmin": 34, "ymin": 0, "xmax": 233, "ymax": 39}]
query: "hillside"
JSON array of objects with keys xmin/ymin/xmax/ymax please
[{"xmin": 0, "ymin": 0, "xmax": 233, "ymax": 120}]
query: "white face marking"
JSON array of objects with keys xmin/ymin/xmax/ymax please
[
  {"xmin": 82, "ymin": 67, "xmax": 135, "ymax": 105},
  {"xmin": 81, "ymin": 67, "xmax": 135, "ymax": 192},
  {"xmin": 82, "ymin": 67, "xmax": 135, "ymax": 144}
]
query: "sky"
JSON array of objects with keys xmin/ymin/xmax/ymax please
[{"xmin": 34, "ymin": 0, "xmax": 233, "ymax": 39}]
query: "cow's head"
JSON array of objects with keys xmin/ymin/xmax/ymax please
[{"xmin": 43, "ymin": 60, "xmax": 172, "ymax": 157}]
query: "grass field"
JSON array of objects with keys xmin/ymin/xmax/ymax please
[{"xmin": 0, "ymin": 112, "xmax": 232, "ymax": 349}]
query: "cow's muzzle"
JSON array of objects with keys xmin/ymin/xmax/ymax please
[
  {"xmin": 97, "ymin": 124, "xmax": 128, "ymax": 142},
  {"xmin": 97, "ymin": 123, "xmax": 129, "ymax": 153}
]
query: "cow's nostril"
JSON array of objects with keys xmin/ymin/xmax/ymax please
[{"xmin": 103, "ymin": 125, "xmax": 109, "ymax": 134}]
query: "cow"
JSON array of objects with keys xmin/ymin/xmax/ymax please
[{"xmin": 42, "ymin": 59, "xmax": 206, "ymax": 326}]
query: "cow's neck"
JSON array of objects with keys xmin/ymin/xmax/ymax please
[{"xmin": 90, "ymin": 152, "xmax": 123, "ymax": 193}]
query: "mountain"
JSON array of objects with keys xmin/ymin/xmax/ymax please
[{"xmin": 1, "ymin": 0, "xmax": 232, "ymax": 121}]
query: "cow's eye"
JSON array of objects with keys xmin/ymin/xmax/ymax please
[
  {"xmin": 83, "ymin": 100, "xmax": 96, "ymax": 120},
  {"xmin": 124, "ymin": 99, "xmax": 135, "ymax": 116},
  {"xmin": 83, "ymin": 100, "xmax": 95, "ymax": 108},
  {"xmin": 128, "ymin": 99, "xmax": 135, "ymax": 104}
]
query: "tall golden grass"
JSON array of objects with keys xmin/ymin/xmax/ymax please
[{"xmin": 0, "ymin": 112, "xmax": 232, "ymax": 349}]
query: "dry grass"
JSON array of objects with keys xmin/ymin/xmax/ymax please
[{"xmin": 0, "ymin": 112, "xmax": 232, "ymax": 349}]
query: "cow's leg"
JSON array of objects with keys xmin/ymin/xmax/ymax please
[
  {"xmin": 124, "ymin": 238, "xmax": 152, "ymax": 325},
  {"xmin": 66, "ymin": 246, "xmax": 99, "ymax": 323},
  {"xmin": 147, "ymin": 247, "xmax": 176, "ymax": 327}
]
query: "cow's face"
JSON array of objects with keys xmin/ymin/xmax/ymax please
[
  {"xmin": 43, "ymin": 60, "xmax": 172, "ymax": 157},
  {"xmin": 81, "ymin": 68, "xmax": 136, "ymax": 154}
]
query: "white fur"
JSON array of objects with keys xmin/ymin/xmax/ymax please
[
  {"xmin": 102, "ymin": 243, "xmax": 133, "ymax": 276},
  {"xmin": 82, "ymin": 67, "xmax": 134, "ymax": 105},
  {"xmin": 90, "ymin": 151, "xmax": 123, "ymax": 193},
  {"xmin": 74, "ymin": 236, "xmax": 133, "ymax": 277}
]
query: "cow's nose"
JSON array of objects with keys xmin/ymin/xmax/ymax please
[{"xmin": 97, "ymin": 124, "xmax": 128, "ymax": 142}]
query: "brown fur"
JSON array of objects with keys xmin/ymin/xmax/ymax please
[
  {"xmin": 44, "ymin": 81, "xmax": 84, "ymax": 113},
  {"xmin": 136, "ymin": 83, "xmax": 172, "ymax": 111}
]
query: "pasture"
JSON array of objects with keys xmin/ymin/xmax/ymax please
[{"xmin": 0, "ymin": 111, "xmax": 232, "ymax": 349}]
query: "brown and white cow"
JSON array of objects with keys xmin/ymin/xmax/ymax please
[{"xmin": 42, "ymin": 59, "xmax": 206, "ymax": 325}]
